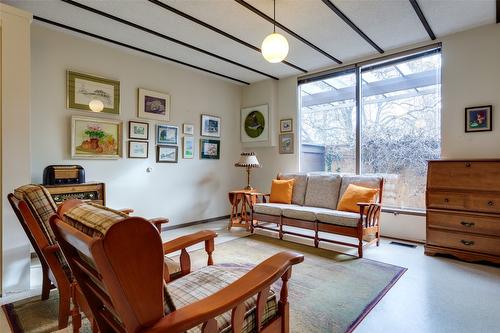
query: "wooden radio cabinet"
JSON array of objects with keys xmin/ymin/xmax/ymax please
[
  {"xmin": 425, "ymin": 160, "xmax": 500, "ymax": 264},
  {"xmin": 45, "ymin": 182, "xmax": 105, "ymax": 206}
]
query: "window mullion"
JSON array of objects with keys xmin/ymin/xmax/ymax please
[{"xmin": 355, "ymin": 66, "xmax": 361, "ymax": 175}]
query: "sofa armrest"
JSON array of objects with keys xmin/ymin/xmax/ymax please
[{"xmin": 357, "ymin": 202, "xmax": 382, "ymax": 228}]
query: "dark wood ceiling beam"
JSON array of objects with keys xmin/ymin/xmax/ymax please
[
  {"xmin": 409, "ymin": 0, "xmax": 436, "ymax": 40},
  {"xmin": 148, "ymin": 0, "xmax": 307, "ymax": 73},
  {"xmin": 33, "ymin": 16, "xmax": 250, "ymax": 85},
  {"xmin": 320, "ymin": 0, "xmax": 384, "ymax": 54},
  {"xmin": 234, "ymin": 0, "xmax": 342, "ymax": 64},
  {"xmin": 60, "ymin": 0, "xmax": 278, "ymax": 80}
]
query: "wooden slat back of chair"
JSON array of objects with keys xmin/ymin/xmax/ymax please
[{"xmin": 50, "ymin": 201, "xmax": 166, "ymax": 333}]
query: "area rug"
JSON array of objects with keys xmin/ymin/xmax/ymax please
[{"xmin": 2, "ymin": 234, "xmax": 406, "ymax": 333}]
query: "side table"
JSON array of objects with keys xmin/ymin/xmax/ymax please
[{"xmin": 228, "ymin": 189, "xmax": 262, "ymax": 231}]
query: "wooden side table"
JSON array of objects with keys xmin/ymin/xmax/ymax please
[{"xmin": 228, "ymin": 190, "xmax": 262, "ymax": 231}]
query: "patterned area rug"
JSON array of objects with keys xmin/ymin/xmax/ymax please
[{"xmin": 2, "ymin": 234, "xmax": 406, "ymax": 333}]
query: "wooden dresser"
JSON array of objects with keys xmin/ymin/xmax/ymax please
[{"xmin": 425, "ymin": 160, "xmax": 500, "ymax": 264}]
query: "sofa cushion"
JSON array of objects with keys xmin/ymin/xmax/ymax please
[
  {"xmin": 316, "ymin": 210, "xmax": 360, "ymax": 227},
  {"xmin": 337, "ymin": 184, "xmax": 379, "ymax": 213},
  {"xmin": 254, "ymin": 203, "xmax": 300, "ymax": 216},
  {"xmin": 282, "ymin": 206, "xmax": 332, "ymax": 222},
  {"xmin": 340, "ymin": 175, "xmax": 382, "ymax": 200},
  {"xmin": 278, "ymin": 173, "xmax": 308, "ymax": 206},
  {"xmin": 304, "ymin": 174, "xmax": 342, "ymax": 210},
  {"xmin": 269, "ymin": 179, "xmax": 294, "ymax": 204},
  {"xmin": 168, "ymin": 264, "xmax": 278, "ymax": 333}
]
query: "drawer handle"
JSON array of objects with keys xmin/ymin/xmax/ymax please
[
  {"xmin": 460, "ymin": 240, "xmax": 475, "ymax": 246},
  {"xmin": 488, "ymin": 201, "xmax": 495, "ymax": 206},
  {"xmin": 460, "ymin": 221, "xmax": 475, "ymax": 228},
  {"xmin": 465, "ymin": 162, "xmax": 471, "ymax": 167},
  {"xmin": 444, "ymin": 198, "xmax": 449, "ymax": 203}
]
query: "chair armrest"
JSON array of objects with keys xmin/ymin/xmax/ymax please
[
  {"xmin": 42, "ymin": 244, "xmax": 60, "ymax": 255},
  {"xmin": 117, "ymin": 208, "xmax": 134, "ymax": 215},
  {"xmin": 150, "ymin": 218, "xmax": 169, "ymax": 233},
  {"xmin": 357, "ymin": 202, "xmax": 382, "ymax": 227},
  {"xmin": 143, "ymin": 251, "xmax": 304, "ymax": 333},
  {"xmin": 162, "ymin": 230, "xmax": 216, "ymax": 254}
]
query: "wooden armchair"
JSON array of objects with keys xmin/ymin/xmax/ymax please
[
  {"xmin": 50, "ymin": 200, "xmax": 304, "ymax": 333},
  {"xmin": 7, "ymin": 184, "xmax": 169, "ymax": 331}
]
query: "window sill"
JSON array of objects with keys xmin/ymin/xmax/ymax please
[{"xmin": 381, "ymin": 207, "xmax": 426, "ymax": 217}]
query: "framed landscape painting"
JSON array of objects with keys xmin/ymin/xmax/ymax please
[
  {"xmin": 157, "ymin": 125, "xmax": 178, "ymax": 144},
  {"xmin": 183, "ymin": 136, "xmax": 195, "ymax": 159},
  {"xmin": 128, "ymin": 141, "xmax": 148, "ymax": 159},
  {"xmin": 157, "ymin": 145, "xmax": 178, "ymax": 163},
  {"xmin": 129, "ymin": 121, "xmax": 149, "ymax": 140},
  {"xmin": 241, "ymin": 104, "xmax": 269, "ymax": 143},
  {"xmin": 71, "ymin": 116, "xmax": 122, "ymax": 159},
  {"xmin": 279, "ymin": 133, "xmax": 294, "ymax": 154},
  {"xmin": 67, "ymin": 71, "xmax": 120, "ymax": 114},
  {"xmin": 465, "ymin": 105, "xmax": 492, "ymax": 132},
  {"xmin": 200, "ymin": 139, "xmax": 220, "ymax": 159},
  {"xmin": 138, "ymin": 88, "xmax": 170, "ymax": 121},
  {"xmin": 200, "ymin": 114, "xmax": 221, "ymax": 137}
]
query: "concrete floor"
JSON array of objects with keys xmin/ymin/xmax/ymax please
[{"xmin": 1, "ymin": 219, "xmax": 500, "ymax": 333}]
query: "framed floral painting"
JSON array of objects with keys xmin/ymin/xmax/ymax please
[
  {"xmin": 200, "ymin": 139, "xmax": 220, "ymax": 159},
  {"xmin": 71, "ymin": 116, "xmax": 122, "ymax": 159}
]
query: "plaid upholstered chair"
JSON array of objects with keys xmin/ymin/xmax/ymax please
[
  {"xmin": 51, "ymin": 199, "xmax": 304, "ymax": 333},
  {"xmin": 7, "ymin": 184, "xmax": 184, "ymax": 331}
]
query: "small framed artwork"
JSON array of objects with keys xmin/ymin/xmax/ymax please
[
  {"xmin": 183, "ymin": 123, "xmax": 194, "ymax": 135},
  {"xmin": 129, "ymin": 121, "xmax": 149, "ymax": 140},
  {"xmin": 241, "ymin": 104, "xmax": 269, "ymax": 142},
  {"xmin": 279, "ymin": 133, "xmax": 294, "ymax": 154},
  {"xmin": 465, "ymin": 105, "xmax": 492, "ymax": 132},
  {"xmin": 200, "ymin": 114, "xmax": 221, "ymax": 137},
  {"xmin": 138, "ymin": 88, "xmax": 170, "ymax": 122},
  {"xmin": 200, "ymin": 139, "xmax": 220, "ymax": 159},
  {"xmin": 183, "ymin": 136, "xmax": 195, "ymax": 159},
  {"xmin": 156, "ymin": 145, "xmax": 178, "ymax": 163},
  {"xmin": 71, "ymin": 116, "xmax": 122, "ymax": 159},
  {"xmin": 156, "ymin": 125, "xmax": 178, "ymax": 145},
  {"xmin": 280, "ymin": 119, "xmax": 293, "ymax": 133},
  {"xmin": 67, "ymin": 71, "xmax": 120, "ymax": 114},
  {"xmin": 128, "ymin": 141, "xmax": 149, "ymax": 159}
]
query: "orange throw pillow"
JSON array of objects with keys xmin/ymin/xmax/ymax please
[
  {"xmin": 337, "ymin": 184, "xmax": 378, "ymax": 213},
  {"xmin": 269, "ymin": 179, "xmax": 295, "ymax": 204}
]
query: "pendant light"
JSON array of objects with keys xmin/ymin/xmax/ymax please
[{"xmin": 261, "ymin": 0, "xmax": 289, "ymax": 63}]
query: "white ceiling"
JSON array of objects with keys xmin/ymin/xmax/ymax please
[{"xmin": 5, "ymin": 0, "xmax": 497, "ymax": 85}]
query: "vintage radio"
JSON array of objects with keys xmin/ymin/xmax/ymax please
[{"xmin": 43, "ymin": 165, "xmax": 85, "ymax": 185}]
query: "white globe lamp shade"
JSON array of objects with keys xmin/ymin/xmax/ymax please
[
  {"xmin": 261, "ymin": 33, "xmax": 289, "ymax": 63},
  {"xmin": 89, "ymin": 99, "xmax": 104, "ymax": 112}
]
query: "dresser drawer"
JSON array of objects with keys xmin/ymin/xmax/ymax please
[
  {"xmin": 427, "ymin": 229, "xmax": 500, "ymax": 256},
  {"xmin": 427, "ymin": 211, "xmax": 500, "ymax": 236},
  {"xmin": 427, "ymin": 192, "xmax": 466, "ymax": 210},
  {"xmin": 466, "ymin": 193, "xmax": 500, "ymax": 214},
  {"xmin": 428, "ymin": 161, "xmax": 500, "ymax": 191}
]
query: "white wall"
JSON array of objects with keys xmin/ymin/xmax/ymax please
[
  {"xmin": 1, "ymin": 4, "xmax": 32, "ymax": 294},
  {"xmin": 31, "ymin": 24, "xmax": 244, "ymax": 226},
  {"xmin": 243, "ymin": 23, "xmax": 500, "ymax": 242}
]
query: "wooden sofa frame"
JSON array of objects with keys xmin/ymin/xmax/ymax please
[
  {"xmin": 50, "ymin": 200, "xmax": 304, "ymax": 333},
  {"xmin": 251, "ymin": 179, "xmax": 384, "ymax": 258}
]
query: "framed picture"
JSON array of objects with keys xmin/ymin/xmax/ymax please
[
  {"xmin": 71, "ymin": 116, "xmax": 122, "ymax": 159},
  {"xmin": 200, "ymin": 114, "xmax": 221, "ymax": 137},
  {"xmin": 156, "ymin": 125, "xmax": 178, "ymax": 144},
  {"xmin": 156, "ymin": 145, "xmax": 178, "ymax": 163},
  {"xmin": 280, "ymin": 119, "xmax": 293, "ymax": 133},
  {"xmin": 183, "ymin": 123, "xmax": 194, "ymax": 135},
  {"xmin": 67, "ymin": 71, "xmax": 120, "ymax": 114},
  {"xmin": 138, "ymin": 88, "xmax": 170, "ymax": 121},
  {"xmin": 129, "ymin": 121, "xmax": 149, "ymax": 140},
  {"xmin": 128, "ymin": 141, "xmax": 149, "ymax": 159},
  {"xmin": 279, "ymin": 133, "xmax": 294, "ymax": 154},
  {"xmin": 465, "ymin": 105, "xmax": 492, "ymax": 132},
  {"xmin": 200, "ymin": 139, "xmax": 220, "ymax": 159},
  {"xmin": 241, "ymin": 104, "xmax": 269, "ymax": 142},
  {"xmin": 183, "ymin": 136, "xmax": 195, "ymax": 159}
]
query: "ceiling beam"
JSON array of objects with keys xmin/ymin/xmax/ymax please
[
  {"xmin": 409, "ymin": 0, "xmax": 436, "ymax": 40},
  {"xmin": 320, "ymin": 0, "xmax": 384, "ymax": 54},
  {"xmin": 60, "ymin": 0, "xmax": 278, "ymax": 80},
  {"xmin": 148, "ymin": 0, "xmax": 307, "ymax": 73},
  {"xmin": 33, "ymin": 16, "xmax": 250, "ymax": 85},
  {"xmin": 497, "ymin": 0, "xmax": 499, "ymax": 24},
  {"xmin": 234, "ymin": 0, "xmax": 342, "ymax": 64}
]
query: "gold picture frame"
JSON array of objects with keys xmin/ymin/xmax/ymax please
[
  {"xmin": 67, "ymin": 71, "xmax": 120, "ymax": 114},
  {"xmin": 71, "ymin": 116, "xmax": 122, "ymax": 159}
]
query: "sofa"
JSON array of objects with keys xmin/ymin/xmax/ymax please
[{"xmin": 251, "ymin": 173, "xmax": 384, "ymax": 257}]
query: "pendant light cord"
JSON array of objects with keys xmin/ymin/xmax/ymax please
[{"xmin": 273, "ymin": 0, "xmax": 276, "ymax": 33}]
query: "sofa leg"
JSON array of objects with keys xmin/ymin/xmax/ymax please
[
  {"xmin": 376, "ymin": 231, "xmax": 380, "ymax": 246},
  {"xmin": 358, "ymin": 244, "xmax": 363, "ymax": 258}
]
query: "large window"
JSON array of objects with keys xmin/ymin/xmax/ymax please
[{"xmin": 299, "ymin": 48, "xmax": 441, "ymax": 210}]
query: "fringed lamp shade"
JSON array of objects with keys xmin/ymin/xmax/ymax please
[{"xmin": 235, "ymin": 152, "xmax": 261, "ymax": 190}]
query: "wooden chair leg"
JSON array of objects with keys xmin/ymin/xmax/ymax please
[
  {"xmin": 358, "ymin": 236, "xmax": 364, "ymax": 258},
  {"xmin": 41, "ymin": 266, "xmax": 51, "ymax": 300},
  {"xmin": 58, "ymin": 285, "xmax": 71, "ymax": 329},
  {"xmin": 71, "ymin": 285, "xmax": 82, "ymax": 333}
]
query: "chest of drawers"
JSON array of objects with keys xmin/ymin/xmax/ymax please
[{"xmin": 425, "ymin": 160, "xmax": 500, "ymax": 264}]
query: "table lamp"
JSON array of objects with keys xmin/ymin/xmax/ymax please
[{"xmin": 235, "ymin": 152, "xmax": 261, "ymax": 190}]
